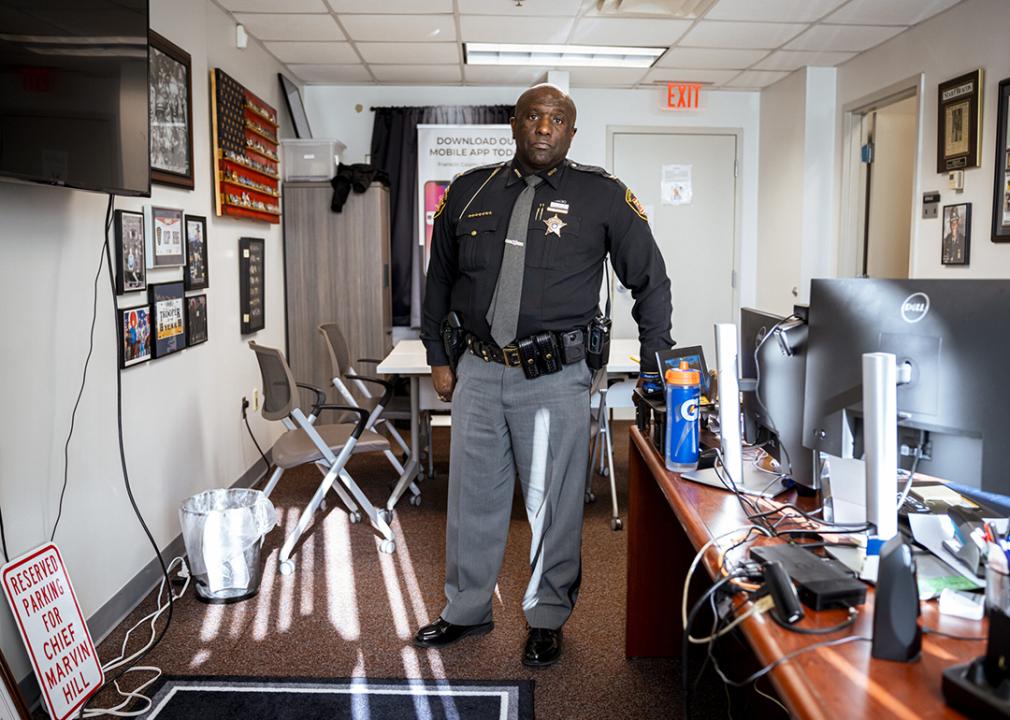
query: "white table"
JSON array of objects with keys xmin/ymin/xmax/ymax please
[{"xmin": 376, "ymin": 338, "xmax": 642, "ymax": 485}]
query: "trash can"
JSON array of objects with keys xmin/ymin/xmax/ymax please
[{"xmin": 180, "ymin": 488, "xmax": 278, "ymax": 604}]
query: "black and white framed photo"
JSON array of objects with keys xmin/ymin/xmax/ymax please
[
  {"xmin": 184, "ymin": 214, "xmax": 209, "ymax": 290},
  {"xmin": 118, "ymin": 305, "xmax": 153, "ymax": 368},
  {"xmin": 992, "ymin": 77, "xmax": 1010, "ymax": 243},
  {"xmin": 149, "ymin": 30, "xmax": 194, "ymax": 189},
  {"xmin": 941, "ymin": 202, "xmax": 971, "ymax": 266},
  {"xmin": 239, "ymin": 237, "xmax": 265, "ymax": 334},
  {"xmin": 187, "ymin": 294, "xmax": 208, "ymax": 346},
  {"xmin": 937, "ymin": 69, "xmax": 983, "ymax": 173},
  {"xmin": 114, "ymin": 209, "xmax": 146, "ymax": 293},
  {"xmin": 145, "ymin": 205, "xmax": 185, "ymax": 268},
  {"xmin": 149, "ymin": 281, "xmax": 187, "ymax": 357}
]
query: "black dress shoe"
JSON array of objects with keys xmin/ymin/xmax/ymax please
[
  {"xmin": 413, "ymin": 617, "xmax": 493, "ymax": 648},
  {"xmin": 522, "ymin": 627, "xmax": 562, "ymax": 668}
]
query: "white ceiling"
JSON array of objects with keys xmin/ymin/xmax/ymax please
[{"xmin": 212, "ymin": 0, "xmax": 964, "ymax": 90}]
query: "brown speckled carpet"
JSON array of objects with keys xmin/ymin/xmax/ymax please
[{"xmin": 84, "ymin": 422, "xmax": 783, "ymax": 719}]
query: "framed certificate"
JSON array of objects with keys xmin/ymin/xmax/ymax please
[{"xmin": 937, "ymin": 69, "xmax": 983, "ymax": 173}]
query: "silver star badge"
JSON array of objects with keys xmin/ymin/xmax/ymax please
[{"xmin": 544, "ymin": 214, "xmax": 567, "ymax": 237}]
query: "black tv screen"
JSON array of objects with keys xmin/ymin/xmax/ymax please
[{"xmin": 0, "ymin": 0, "xmax": 150, "ymax": 196}]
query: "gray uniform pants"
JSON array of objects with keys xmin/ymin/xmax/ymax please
[{"xmin": 442, "ymin": 350, "xmax": 592, "ymax": 630}]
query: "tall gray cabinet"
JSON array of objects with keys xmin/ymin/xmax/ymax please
[{"xmin": 282, "ymin": 181, "xmax": 392, "ymax": 395}]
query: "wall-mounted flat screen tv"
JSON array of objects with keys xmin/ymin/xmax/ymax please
[{"xmin": 0, "ymin": 0, "xmax": 150, "ymax": 196}]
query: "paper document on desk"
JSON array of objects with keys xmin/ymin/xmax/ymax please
[{"xmin": 908, "ymin": 514, "xmax": 984, "ymax": 589}]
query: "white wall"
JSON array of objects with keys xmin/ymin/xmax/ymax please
[
  {"xmin": 305, "ymin": 84, "xmax": 762, "ymax": 308},
  {"xmin": 0, "ymin": 0, "xmax": 289, "ymax": 683},
  {"xmin": 836, "ymin": 0, "xmax": 1010, "ymax": 279}
]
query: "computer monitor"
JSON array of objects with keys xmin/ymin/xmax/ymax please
[
  {"xmin": 802, "ymin": 278, "xmax": 1010, "ymax": 493},
  {"xmin": 740, "ymin": 307, "xmax": 815, "ymax": 490}
]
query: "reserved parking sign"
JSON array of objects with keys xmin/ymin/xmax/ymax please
[{"xmin": 2, "ymin": 543, "xmax": 103, "ymax": 720}]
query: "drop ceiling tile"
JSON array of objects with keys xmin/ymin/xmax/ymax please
[
  {"xmin": 569, "ymin": 17, "xmax": 692, "ymax": 46},
  {"xmin": 356, "ymin": 42, "xmax": 459, "ymax": 64},
  {"xmin": 725, "ymin": 70, "xmax": 791, "ymax": 88},
  {"xmin": 459, "ymin": 15, "xmax": 575, "ymax": 43},
  {"xmin": 459, "ymin": 0, "xmax": 583, "ymax": 14},
  {"xmin": 287, "ymin": 64, "xmax": 372, "ymax": 83},
  {"xmin": 644, "ymin": 67, "xmax": 741, "ymax": 85},
  {"xmin": 326, "ymin": 0, "xmax": 452, "ymax": 11},
  {"xmin": 784, "ymin": 24, "xmax": 905, "ymax": 52},
  {"xmin": 705, "ymin": 0, "xmax": 846, "ymax": 22},
  {"xmin": 464, "ymin": 65, "xmax": 547, "ymax": 85},
  {"xmin": 340, "ymin": 14, "xmax": 456, "ymax": 42},
  {"xmin": 370, "ymin": 64, "xmax": 463, "ymax": 83},
  {"xmin": 564, "ymin": 67, "xmax": 649, "ymax": 87},
  {"xmin": 218, "ymin": 0, "xmax": 326, "ymax": 11},
  {"xmin": 679, "ymin": 20, "xmax": 807, "ymax": 49},
  {"xmin": 232, "ymin": 14, "xmax": 344, "ymax": 41},
  {"xmin": 824, "ymin": 0, "xmax": 960, "ymax": 26},
  {"xmin": 264, "ymin": 41, "xmax": 359, "ymax": 64},
  {"xmin": 655, "ymin": 47, "xmax": 769, "ymax": 69},
  {"xmin": 752, "ymin": 49, "xmax": 855, "ymax": 71}
]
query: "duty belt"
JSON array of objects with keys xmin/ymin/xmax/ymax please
[{"xmin": 465, "ymin": 329, "xmax": 586, "ymax": 380}]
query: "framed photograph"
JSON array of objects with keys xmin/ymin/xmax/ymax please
[
  {"xmin": 0, "ymin": 649, "xmax": 30, "ymax": 720},
  {"xmin": 184, "ymin": 214, "xmax": 209, "ymax": 290},
  {"xmin": 149, "ymin": 281, "xmax": 187, "ymax": 357},
  {"xmin": 145, "ymin": 205, "xmax": 185, "ymax": 268},
  {"xmin": 118, "ymin": 305, "xmax": 153, "ymax": 368},
  {"xmin": 941, "ymin": 203, "xmax": 971, "ymax": 266},
  {"xmin": 992, "ymin": 78, "xmax": 1010, "ymax": 242},
  {"xmin": 937, "ymin": 69, "xmax": 983, "ymax": 173},
  {"xmin": 114, "ymin": 210, "xmax": 146, "ymax": 293},
  {"xmin": 239, "ymin": 237, "xmax": 265, "ymax": 334},
  {"xmin": 149, "ymin": 30, "xmax": 194, "ymax": 189},
  {"xmin": 187, "ymin": 294, "xmax": 208, "ymax": 346}
]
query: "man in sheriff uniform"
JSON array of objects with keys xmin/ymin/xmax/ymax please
[{"xmin": 415, "ymin": 84, "xmax": 673, "ymax": 667}]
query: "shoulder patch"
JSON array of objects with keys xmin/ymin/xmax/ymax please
[
  {"xmin": 433, "ymin": 185, "xmax": 449, "ymax": 220},
  {"xmin": 452, "ymin": 161, "xmax": 506, "ymax": 181},
  {"xmin": 625, "ymin": 188, "xmax": 648, "ymax": 222},
  {"xmin": 568, "ymin": 161, "xmax": 619, "ymax": 181}
]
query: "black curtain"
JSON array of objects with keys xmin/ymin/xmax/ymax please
[{"xmin": 371, "ymin": 105, "xmax": 513, "ymax": 327}]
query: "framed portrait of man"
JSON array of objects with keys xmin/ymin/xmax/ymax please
[
  {"xmin": 941, "ymin": 203, "xmax": 971, "ymax": 266},
  {"xmin": 937, "ymin": 69, "xmax": 983, "ymax": 173},
  {"xmin": 114, "ymin": 210, "xmax": 146, "ymax": 293}
]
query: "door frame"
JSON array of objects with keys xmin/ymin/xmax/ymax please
[
  {"xmin": 606, "ymin": 125, "xmax": 743, "ymax": 320},
  {"xmin": 838, "ymin": 75, "xmax": 924, "ymax": 278}
]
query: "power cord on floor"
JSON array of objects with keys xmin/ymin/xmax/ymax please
[
  {"xmin": 242, "ymin": 398, "xmax": 272, "ymax": 486},
  {"xmin": 79, "ymin": 194, "xmax": 175, "ymax": 717}
]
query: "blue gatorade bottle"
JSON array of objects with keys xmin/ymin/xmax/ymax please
[{"xmin": 664, "ymin": 361, "xmax": 701, "ymax": 472}]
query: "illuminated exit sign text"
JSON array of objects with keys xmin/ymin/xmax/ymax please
[{"xmin": 665, "ymin": 82, "xmax": 701, "ymax": 110}]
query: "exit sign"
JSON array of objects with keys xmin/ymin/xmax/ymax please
[{"xmin": 665, "ymin": 82, "xmax": 701, "ymax": 110}]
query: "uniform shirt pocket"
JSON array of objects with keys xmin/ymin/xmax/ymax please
[
  {"xmin": 525, "ymin": 215, "xmax": 581, "ymax": 269},
  {"xmin": 455, "ymin": 215, "xmax": 501, "ymax": 271}
]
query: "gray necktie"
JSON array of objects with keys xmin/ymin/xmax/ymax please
[{"xmin": 487, "ymin": 174, "xmax": 542, "ymax": 347}]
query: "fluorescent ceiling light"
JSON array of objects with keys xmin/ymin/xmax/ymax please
[{"xmin": 464, "ymin": 43, "xmax": 665, "ymax": 69}]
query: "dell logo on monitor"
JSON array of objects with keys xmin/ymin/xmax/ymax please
[{"xmin": 901, "ymin": 292, "xmax": 930, "ymax": 323}]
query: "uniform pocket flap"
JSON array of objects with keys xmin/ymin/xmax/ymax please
[{"xmin": 456, "ymin": 214, "xmax": 501, "ymax": 237}]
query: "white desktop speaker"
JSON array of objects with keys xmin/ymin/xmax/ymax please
[
  {"xmin": 715, "ymin": 323, "xmax": 743, "ymax": 484},
  {"xmin": 863, "ymin": 352, "xmax": 898, "ymax": 539}
]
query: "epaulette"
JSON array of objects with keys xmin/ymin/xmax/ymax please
[
  {"xmin": 567, "ymin": 161, "xmax": 621, "ymax": 182},
  {"xmin": 452, "ymin": 161, "xmax": 506, "ymax": 182}
]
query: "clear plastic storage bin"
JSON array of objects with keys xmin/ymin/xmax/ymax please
[{"xmin": 281, "ymin": 139, "xmax": 346, "ymax": 181}]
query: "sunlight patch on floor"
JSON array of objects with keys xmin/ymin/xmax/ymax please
[
  {"xmin": 377, "ymin": 530, "xmax": 412, "ymax": 641},
  {"xmin": 299, "ymin": 530, "xmax": 316, "ymax": 617},
  {"xmin": 324, "ymin": 505, "xmax": 361, "ymax": 640}
]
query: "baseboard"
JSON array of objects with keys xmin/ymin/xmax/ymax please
[{"xmin": 17, "ymin": 455, "xmax": 271, "ymax": 709}]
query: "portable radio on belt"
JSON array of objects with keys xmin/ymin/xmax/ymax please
[
  {"xmin": 586, "ymin": 263, "xmax": 613, "ymax": 370},
  {"xmin": 441, "ymin": 311, "xmax": 466, "ymax": 372}
]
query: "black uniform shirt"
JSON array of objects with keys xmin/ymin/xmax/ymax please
[{"xmin": 421, "ymin": 158, "xmax": 674, "ymax": 372}]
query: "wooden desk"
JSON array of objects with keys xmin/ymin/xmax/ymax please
[{"xmin": 625, "ymin": 426, "xmax": 985, "ymax": 720}]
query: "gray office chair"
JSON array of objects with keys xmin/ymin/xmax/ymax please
[
  {"xmin": 586, "ymin": 369, "xmax": 622, "ymax": 531},
  {"xmin": 318, "ymin": 323, "xmax": 420, "ymax": 514},
  {"xmin": 249, "ymin": 342, "xmax": 397, "ymax": 573}
]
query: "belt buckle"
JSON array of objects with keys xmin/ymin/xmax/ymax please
[{"xmin": 503, "ymin": 344, "xmax": 521, "ymax": 367}]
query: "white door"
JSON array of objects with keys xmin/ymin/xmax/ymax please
[{"xmin": 610, "ymin": 130, "xmax": 738, "ymax": 364}]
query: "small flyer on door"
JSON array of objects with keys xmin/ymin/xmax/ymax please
[{"xmin": 661, "ymin": 164, "xmax": 693, "ymax": 206}]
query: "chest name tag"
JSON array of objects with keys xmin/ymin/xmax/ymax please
[{"xmin": 548, "ymin": 201, "xmax": 569, "ymax": 215}]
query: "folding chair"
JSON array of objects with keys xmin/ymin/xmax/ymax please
[
  {"xmin": 318, "ymin": 323, "xmax": 421, "ymax": 513},
  {"xmin": 586, "ymin": 370, "xmax": 623, "ymax": 531},
  {"xmin": 249, "ymin": 342, "xmax": 397, "ymax": 574}
]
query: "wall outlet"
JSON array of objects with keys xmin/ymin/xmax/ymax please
[{"xmin": 252, "ymin": 388, "xmax": 261, "ymax": 411}]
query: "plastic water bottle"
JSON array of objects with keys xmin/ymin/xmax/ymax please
[{"xmin": 664, "ymin": 360, "xmax": 701, "ymax": 472}]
